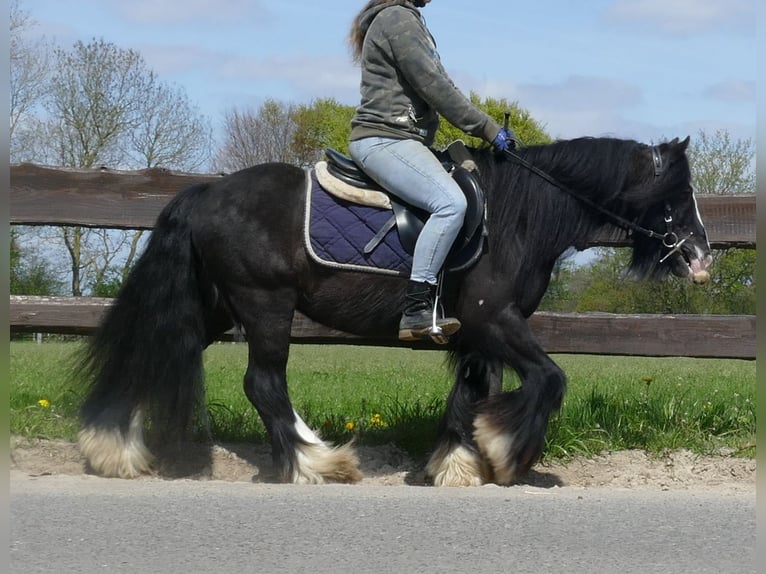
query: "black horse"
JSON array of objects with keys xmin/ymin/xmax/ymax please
[{"xmin": 78, "ymin": 135, "xmax": 712, "ymax": 486}]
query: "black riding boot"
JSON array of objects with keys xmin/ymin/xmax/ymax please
[{"xmin": 398, "ymin": 280, "xmax": 461, "ymax": 343}]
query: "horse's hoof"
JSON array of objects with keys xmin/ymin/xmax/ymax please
[
  {"xmin": 473, "ymin": 413, "xmax": 519, "ymax": 485},
  {"xmin": 292, "ymin": 441, "xmax": 363, "ymax": 484},
  {"xmin": 425, "ymin": 443, "xmax": 489, "ymax": 487}
]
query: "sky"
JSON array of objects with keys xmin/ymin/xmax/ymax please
[{"xmin": 17, "ymin": 0, "xmax": 757, "ymax": 148}]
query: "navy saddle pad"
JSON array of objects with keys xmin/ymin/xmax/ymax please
[{"xmin": 304, "ymin": 169, "xmax": 484, "ymax": 276}]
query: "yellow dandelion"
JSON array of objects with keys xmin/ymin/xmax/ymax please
[
  {"xmin": 345, "ymin": 421, "xmax": 356, "ymax": 432},
  {"xmin": 369, "ymin": 413, "xmax": 387, "ymax": 428},
  {"xmin": 37, "ymin": 399, "xmax": 51, "ymax": 408}
]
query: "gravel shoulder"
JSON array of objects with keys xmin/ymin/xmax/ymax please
[{"xmin": 9, "ymin": 436, "xmax": 756, "ymax": 492}]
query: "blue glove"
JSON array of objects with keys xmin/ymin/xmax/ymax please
[{"xmin": 492, "ymin": 127, "xmax": 516, "ymax": 152}]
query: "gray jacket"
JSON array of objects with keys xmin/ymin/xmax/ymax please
[{"xmin": 350, "ymin": 2, "xmax": 501, "ymax": 146}]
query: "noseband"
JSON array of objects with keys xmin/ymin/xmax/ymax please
[{"xmin": 503, "ymin": 146, "xmax": 692, "ymax": 256}]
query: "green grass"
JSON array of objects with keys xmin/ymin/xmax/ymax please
[
  {"xmin": 547, "ymin": 355, "xmax": 756, "ymax": 460},
  {"xmin": 10, "ymin": 341, "xmax": 756, "ymax": 460}
]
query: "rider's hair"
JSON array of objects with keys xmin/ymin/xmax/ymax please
[{"xmin": 348, "ymin": 1, "xmax": 426, "ymax": 64}]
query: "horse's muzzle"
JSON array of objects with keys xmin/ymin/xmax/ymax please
[{"xmin": 688, "ymin": 252, "xmax": 712, "ymax": 284}]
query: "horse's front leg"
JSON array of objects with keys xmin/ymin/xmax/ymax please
[
  {"xmin": 472, "ymin": 304, "xmax": 567, "ymax": 485},
  {"xmin": 426, "ymin": 352, "xmax": 502, "ymax": 486}
]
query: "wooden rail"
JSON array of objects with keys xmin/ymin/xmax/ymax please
[
  {"xmin": 10, "ymin": 163, "xmax": 757, "ymax": 247},
  {"xmin": 9, "ymin": 296, "xmax": 755, "ymax": 359},
  {"xmin": 10, "ymin": 164, "xmax": 757, "ymax": 359}
]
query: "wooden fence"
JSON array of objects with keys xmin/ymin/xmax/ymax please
[{"xmin": 9, "ymin": 163, "xmax": 757, "ymax": 359}]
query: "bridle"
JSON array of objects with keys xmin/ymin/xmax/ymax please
[{"xmin": 502, "ymin": 144, "xmax": 692, "ymax": 261}]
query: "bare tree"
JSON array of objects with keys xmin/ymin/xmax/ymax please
[
  {"xmin": 9, "ymin": 0, "xmax": 50, "ymax": 161},
  {"xmin": 40, "ymin": 39, "xmax": 151, "ymax": 294},
  {"xmin": 45, "ymin": 39, "xmax": 155, "ymax": 169},
  {"xmin": 214, "ymin": 99, "xmax": 297, "ymax": 173},
  {"xmin": 687, "ymin": 129, "xmax": 755, "ymax": 195},
  {"xmin": 126, "ymin": 82, "xmax": 213, "ymax": 172},
  {"xmin": 21, "ymin": 37, "xmax": 214, "ymax": 295}
]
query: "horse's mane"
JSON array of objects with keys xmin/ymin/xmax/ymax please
[{"xmin": 466, "ymin": 137, "xmax": 669, "ymax": 276}]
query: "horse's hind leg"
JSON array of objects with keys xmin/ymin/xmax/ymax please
[
  {"xmin": 235, "ymin": 289, "xmax": 362, "ymax": 484},
  {"xmin": 426, "ymin": 352, "xmax": 498, "ymax": 486}
]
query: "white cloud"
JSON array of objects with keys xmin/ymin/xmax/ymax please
[
  {"xmin": 704, "ymin": 80, "xmax": 756, "ymax": 103},
  {"xmin": 217, "ymin": 54, "xmax": 359, "ymax": 103},
  {"xmin": 455, "ymin": 74, "xmax": 642, "ymax": 111},
  {"xmin": 604, "ymin": 0, "xmax": 755, "ymax": 35},
  {"xmin": 443, "ymin": 73, "xmax": 648, "ymax": 140},
  {"xmin": 518, "ymin": 76, "xmax": 643, "ymax": 112},
  {"xmin": 138, "ymin": 43, "xmax": 223, "ymax": 76}
]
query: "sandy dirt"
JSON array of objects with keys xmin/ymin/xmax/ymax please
[{"xmin": 9, "ymin": 436, "xmax": 755, "ymax": 492}]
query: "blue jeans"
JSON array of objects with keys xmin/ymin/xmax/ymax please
[{"xmin": 348, "ymin": 137, "xmax": 467, "ymax": 285}]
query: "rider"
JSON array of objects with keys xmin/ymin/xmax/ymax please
[{"xmin": 347, "ymin": 0, "xmax": 516, "ymax": 342}]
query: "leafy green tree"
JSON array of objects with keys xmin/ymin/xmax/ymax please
[
  {"xmin": 291, "ymin": 98, "xmax": 355, "ymax": 165},
  {"xmin": 89, "ymin": 271, "xmax": 124, "ymax": 298},
  {"xmin": 687, "ymin": 129, "xmax": 755, "ymax": 195},
  {"xmin": 699, "ymin": 249, "xmax": 755, "ymax": 314},
  {"xmin": 573, "ymin": 249, "xmax": 638, "ymax": 313},
  {"xmin": 217, "ymin": 94, "xmax": 551, "ymax": 173},
  {"xmin": 573, "ymin": 247, "xmax": 755, "ymax": 315},
  {"xmin": 538, "ymin": 257, "xmax": 580, "ymax": 312},
  {"xmin": 10, "ymin": 229, "xmax": 62, "ymax": 295},
  {"xmin": 433, "ymin": 93, "xmax": 552, "ymax": 150}
]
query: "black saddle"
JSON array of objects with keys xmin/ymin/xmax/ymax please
[{"xmin": 324, "ymin": 145, "xmax": 486, "ymax": 261}]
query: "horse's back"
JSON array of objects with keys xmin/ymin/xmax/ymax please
[
  {"xmin": 188, "ymin": 162, "xmax": 305, "ymax": 230},
  {"xmin": 186, "ymin": 162, "xmax": 309, "ymax": 281},
  {"xmin": 196, "ymin": 162, "xmax": 305, "ymax": 210}
]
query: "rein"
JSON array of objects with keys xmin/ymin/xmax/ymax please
[{"xmin": 502, "ymin": 146, "xmax": 686, "ymax": 251}]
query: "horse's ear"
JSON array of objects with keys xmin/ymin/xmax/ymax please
[{"xmin": 668, "ymin": 136, "xmax": 690, "ymax": 154}]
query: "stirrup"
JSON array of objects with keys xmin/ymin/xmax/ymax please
[{"xmin": 429, "ymin": 273, "xmax": 450, "ymax": 344}]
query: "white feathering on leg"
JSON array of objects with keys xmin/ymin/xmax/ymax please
[
  {"xmin": 473, "ymin": 413, "xmax": 518, "ymax": 485},
  {"xmin": 290, "ymin": 409, "xmax": 362, "ymax": 484},
  {"xmin": 78, "ymin": 409, "xmax": 153, "ymax": 478},
  {"xmin": 426, "ymin": 442, "xmax": 489, "ymax": 487}
]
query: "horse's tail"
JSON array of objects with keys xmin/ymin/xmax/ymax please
[{"xmin": 78, "ymin": 185, "xmax": 210, "ymax": 478}]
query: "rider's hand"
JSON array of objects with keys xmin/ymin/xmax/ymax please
[{"xmin": 492, "ymin": 127, "xmax": 517, "ymax": 152}]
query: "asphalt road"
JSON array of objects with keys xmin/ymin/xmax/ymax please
[{"xmin": 10, "ymin": 472, "xmax": 755, "ymax": 574}]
